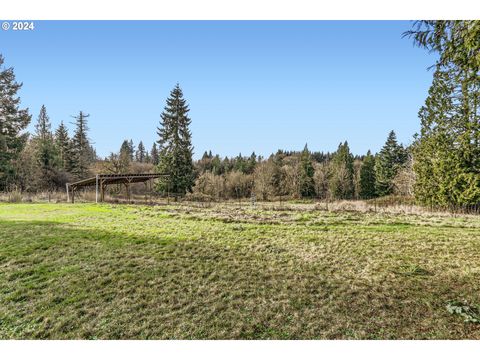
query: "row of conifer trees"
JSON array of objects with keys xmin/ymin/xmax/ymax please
[
  {"xmin": 0, "ymin": 53, "xmax": 97, "ymax": 192},
  {"xmin": 1, "ymin": 20, "xmax": 479, "ymax": 205}
]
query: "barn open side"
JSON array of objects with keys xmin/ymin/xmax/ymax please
[{"xmin": 66, "ymin": 173, "xmax": 169, "ymax": 203}]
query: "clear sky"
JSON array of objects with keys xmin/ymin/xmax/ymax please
[{"xmin": 0, "ymin": 21, "xmax": 436, "ymax": 159}]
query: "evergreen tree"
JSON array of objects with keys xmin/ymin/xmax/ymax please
[
  {"xmin": 270, "ymin": 150, "xmax": 287, "ymax": 197},
  {"xmin": 55, "ymin": 121, "xmax": 72, "ymax": 172},
  {"xmin": 136, "ymin": 141, "xmax": 146, "ymax": 163},
  {"xmin": 234, "ymin": 153, "xmax": 247, "ymax": 173},
  {"xmin": 128, "ymin": 139, "xmax": 135, "ymax": 161},
  {"xmin": 144, "ymin": 151, "xmax": 151, "ymax": 164},
  {"xmin": 212, "ymin": 155, "xmax": 224, "ymax": 175},
  {"xmin": 329, "ymin": 141, "xmax": 354, "ymax": 199},
  {"xmin": 0, "ymin": 54, "xmax": 32, "ymax": 190},
  {"xmin": 375, "ymin": 131, "xmax": 407, "ymax": 197},
  {"xmin": 34, "ymin": 105, "xmax": 51, "ymax": 141},
  {"xmin": 150, "ymin": 142, "xmax": 159, "ymax": 165},
  {"xmin": 359, "ymin": 150, "xmax": 376, "ymax": 199},
  {"xmin": 88, "ymin": 144, "xmax": 97, "ymax": 163},
  {"xmin": 411, "ymin": 68, "xmax": 455, "ymax": 205},
  {"xmin": 218, "ymin": 157, "xmax": 227, "ymax": 173},
  {"xmin": 156, "ymin": 84, "xmax": 195, "ymax": 195},
  {"xmin": 246, "ymin": 152, "xmax": 257, "ymax": 174},
  {"xmin": 197, "ymin": 151, "xmax": 212, "ymax": 173},
  {"xmin": 33, "ymin": 105, "xmax": 59, "ymax": 190},
  {"xmin": 406, "ymin": 21, "xmax": 480, "ymax": 206},
  {"xmin": 298, "ymin": 144, "xmax": 315, "ymax": 197},
  {"xmin": 120, "ymin": 140, "xmax": 130, "ymax": 158},
  {"xmin": 404, "ymin": 21, "xmax": 480, "ymax": 73},
  {"xmin": 71, "ymin": 111, "xmax": 92, "ymax": 179},
  {"xmin": 119, "ymin": 140, "xmax": 132, "ymax": 168}
]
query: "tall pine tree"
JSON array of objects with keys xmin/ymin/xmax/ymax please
[
  {"xmin": 128, "ymin": 139, "xmax": 135, "ymax": 161},
  {"xmin": 150, "ymin": 143, "xmax": 159, "ymax": 165},
  {"xmin": 234, "ymin": 153, "xmax": 247, "ymax": 173},
  {"xmin": 33, "ymin": 105, "xmax": 59, "ymax": 190},
  {"xmin": 71, "ymin": 111, "xmax": 92, "ymax": 179},
  {"xmin": 412, "ymin": 68, "xmax": 457, "ymax": 205},
  {"xmin": 0, "ymin": 54, "xmax": 31, "ymax": 190},
  {"xmin": 55, "ymin": 121, "xmax": 72, "ymax": 172},
  {"xmin": 136, "ymin": 141, "xmax": 146, "ymax": 163},
  {"xmin": 118, "ymin": 140, "xmax": 132, "ymax": 171},
  {"xmin": 375, "ymin": 131, "xmax": 407, "ymax": 197},
  {"xmin": 270, "ymin": 151, "xmax": 287, "ymax": 197},
  {"xmin": 298, "ymin": 144, "xmax": 315, "ymax": 197},
  {"xmin": 359, "ymin": 150, "xmax": 376, "ymax": 199},
  {"xmin": 246, "ymin": 152, "xmax": 257, "ymax": 174},
  {"xmin": 156, "ymin": 84, "xmax": 194, "ymax": 195},
  {"xmin": 329, "ymin": 141, "xmax": 354, "ymax": 199},
  {"xmin": 406, "ymin": 21, "xmax": 480, "ymax": 206},
  {"xmin": 120, "ymin": 140, "xmax": 132, "ymax": 162}
]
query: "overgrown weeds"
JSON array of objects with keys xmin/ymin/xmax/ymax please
[
  {"xmin": 6, "ymin": 191, "xmax": 22, "ymax": 203},
  {"xmin": 446, "ymin": 301, "xmax": 480, "ymax": 323}
]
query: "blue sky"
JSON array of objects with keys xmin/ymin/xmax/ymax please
[{"xmin": 0, "ymin": 21, "xmax": 436, "ymax": 159}]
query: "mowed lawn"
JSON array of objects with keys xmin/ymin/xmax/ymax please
[{"xmin": 1, "ymin": 202, "xmax": 480, "ymax": 339}]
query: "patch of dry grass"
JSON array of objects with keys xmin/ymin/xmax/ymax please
[{"xmin": 0, "ymin": 202, "xmax": 480, "ymax": 339}]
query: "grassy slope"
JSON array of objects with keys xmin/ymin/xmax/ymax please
[{"xmin": 0, "ymin": 203, "xmax": 479, "ymax": 339}]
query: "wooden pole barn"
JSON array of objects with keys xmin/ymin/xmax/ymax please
[{"xmin": 66, "ymin": 173, "xmax": 168, "ymax": 203}]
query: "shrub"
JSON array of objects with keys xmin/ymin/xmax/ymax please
[
  {"xmin": 7, "ymin": 191, "xmax": 23, "ymax": 203},
  {"xmin": 183, "ymin": 192, "xmax": 215, "ymax": 202},
  {"xmin": 225, "ymin": 171, "xmax": 253, "ymax": 198},
  {"xmin": 192, "ymin": 172, "xmax": 226, "ymax": 200}
]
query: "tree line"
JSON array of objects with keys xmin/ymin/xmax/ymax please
[
  {"xmin": 102, "ymin": 84, "xmax": 410, "ymax": 201},
  {"xmin": 190, "ymin": 132, "xmax": 409, "ymax": 201},
  {"xmin": 0, "ymin": 54, "xmax": 97, "ymax": 192},
  {"xmin": 1, "ymin": 20, "xmax": 479, "ymax": 206},
  {"xmin": 0, "ymin": 53, "xmax": 409, "ymax": 201}
]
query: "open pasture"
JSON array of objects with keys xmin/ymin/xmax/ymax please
[{"xmin": 1, "ymin": 202, "xmax": 480, "ymax": 339}]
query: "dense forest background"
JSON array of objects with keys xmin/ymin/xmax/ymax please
[{"xmin": 1, "ymin": 21, "xmax": 479, "ymax": 206}]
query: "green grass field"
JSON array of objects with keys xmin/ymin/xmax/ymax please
[{"xmin": 1, "ymin": 202, "xmax": 480, "ymax": 339}]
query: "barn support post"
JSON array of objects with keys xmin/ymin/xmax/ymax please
[
  {"xmin": 95, "ymin": 175, "xmax": 99, "ymax": 203},
  {"xmin": 124, "ymin": 182, "xmax": 131, "ymax": 201},
  {"xmin": 66, "ymin": 183, "xmax": 70, "ymax": 203},
  {"xmin": 167, "ymin": 181, "xmax": 170, "ymax": 205},
  {"xmin": 127, "ymin": 178, "xmax": 133, "ymax": 201},
  {"xmin": 71, "ymin": 186, "xmax": 75, "ymax": 204},
  {"xmin": 101, "ymin": 180, "xmax": 105, "ymax": 202}
]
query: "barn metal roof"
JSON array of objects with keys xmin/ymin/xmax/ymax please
[{"xmin": 67, "ymin": 173, "xmax": 168, "ymax": 188}]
